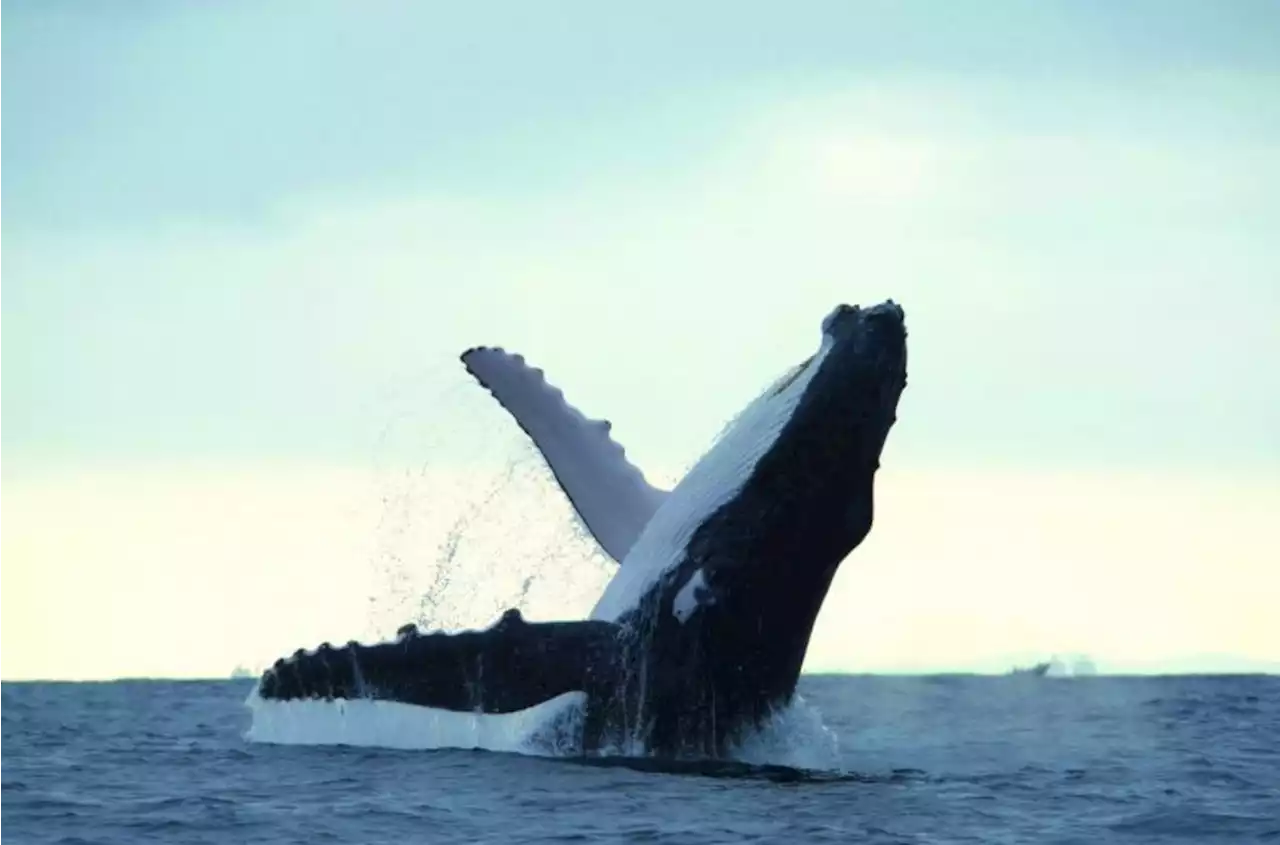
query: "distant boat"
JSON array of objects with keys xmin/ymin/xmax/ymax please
[
  {"xmin": 1009, "ymin": 661, "xmax": 1051, "ymax": 677},
  {"xmin": 1045, "ymin": 655, "xmax": 1098, "ymax": 678},
  {"xmin": 230, "ymin": 665, "xmax": 256, "ymax": 680}
]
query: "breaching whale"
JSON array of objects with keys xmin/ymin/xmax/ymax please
[{"xmin": 257, "ymin": 301, "xmax": 908, "ymax": 757}]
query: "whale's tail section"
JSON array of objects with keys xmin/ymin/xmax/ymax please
[
  {"xmin": 257, "ymin": 611, "xmax": 623, "ymax": 714},
  {"xmin": 460, "ymin": 347, "xmax": 668, "ymax": 563}
]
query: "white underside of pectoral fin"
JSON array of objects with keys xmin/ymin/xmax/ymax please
[{"xmin": 461, "ymin": 346, "xmax": 668, "ymax": 564}]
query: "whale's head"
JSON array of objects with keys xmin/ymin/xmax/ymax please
[
  {"xmin": 735, "ymin": 300, "xmax": 908, "ymax": 569},
  {"xmin": 596, "ymin": 300, "xmax": 908, "ymax": 621},
  {"xmin": 682, "ymin": 300, "xmax": 905, "ymax": 629}
]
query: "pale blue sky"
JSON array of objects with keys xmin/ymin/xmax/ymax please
[
  {"xmin": 3, "ymin": 2, "xmax": 1279, "ymax": 678},
  {"xmin": 6, "ymin": 0, "xmax": 1279, "ymax": 477},
  {"xmin": 8, "ymin": 1, "xmax": 1275, "ymax": 231}
]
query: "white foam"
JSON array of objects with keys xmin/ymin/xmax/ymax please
[{"xmin": 730, "ymin": 695, "xmax": 843, "ymax": 771}]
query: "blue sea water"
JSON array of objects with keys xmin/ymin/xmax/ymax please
[{"xmin": 3, "ymin": 674, "xmax": 1277, "ymax": 844}]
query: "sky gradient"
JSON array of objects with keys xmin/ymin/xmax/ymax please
[{"xmin": 4, "ymin": 1, "xmax": 1278, "ymax": 679}]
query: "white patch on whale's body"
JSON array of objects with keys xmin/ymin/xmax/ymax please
[
  {"xmin": 672, "ymin": 568, "xmax": 711, "ymax": 623},
  {"xmin": 589, "ymin": 332, "xmax": 836, "ymax": 622}
]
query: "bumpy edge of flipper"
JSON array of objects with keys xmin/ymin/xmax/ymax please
[
  {"xmin": 256, "ymin": 610, "xmax": 623, "ymax": 714},
  {"xmin": 461, "ymin": 346, "xmax": 668, "ymax": 563}
]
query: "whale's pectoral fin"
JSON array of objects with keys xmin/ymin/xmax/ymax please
[
  {"xmin": 257, "ymin": 611, "xmax": 623, "ymax": 713},
  {"xmin": 461, "ymin": 347, "xmax": 668, "ymax": 563}
]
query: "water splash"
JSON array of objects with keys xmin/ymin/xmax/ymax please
[
  {"xmin": 731, "ymin": 694, "xmax": 843, "ymax": 771},
  {"xmin": 362, "ymin": 380, "xmax": 614, "ymax": 640}
]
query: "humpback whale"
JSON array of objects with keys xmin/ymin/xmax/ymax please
[{"xmin": 257, "ymin": 301, "xmax": 908, "ymax": 758}]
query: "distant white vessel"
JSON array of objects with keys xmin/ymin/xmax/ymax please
[
  {"xmin": 1044, "ymin": 655, "xmax": 1098, "ymax": 678},
  {"xmin": 231, "ymin": 664, "xmax": 257, "ymax": 680}
]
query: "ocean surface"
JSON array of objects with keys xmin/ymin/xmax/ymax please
[{"xmin": 3, "ymin": 674, "xmax": 1277, "ymax": 844}]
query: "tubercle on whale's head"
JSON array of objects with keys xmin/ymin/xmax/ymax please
[
  {"xmin": 816, "ymin": 300, "xmax": 908, "ymax": 416},
  {"xmin": 821, "ymin": 301, "xmax": 907, "ymax": 370}
]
